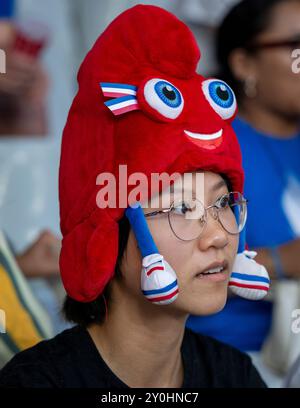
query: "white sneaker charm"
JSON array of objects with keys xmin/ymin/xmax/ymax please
[
  {"xmin": 141, "ymin": 253, "xmax": 178, "ymax": 305},
  {"xmin": 229, "ymin": 250, "xmax": 270, "ymax": 300}
]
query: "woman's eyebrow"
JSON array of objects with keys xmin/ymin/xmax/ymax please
[
  {"xmin": 211, "ymin": 179, "xmax": 227, "ymax": 192},
  {"xmin": 171, "ymin": 179, "xmax": 227, "ymax": 197}
]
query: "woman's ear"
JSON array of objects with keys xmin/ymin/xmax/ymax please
[
  {"xmin": 120, "ymin": 230, "xmax": 142, "ymax": 276},
  {"xmin": 228, "ymin": 48, "xmax": 257, "ymax": 83}
]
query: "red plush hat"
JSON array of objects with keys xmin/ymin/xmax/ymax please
[{"xmin": 59, "ymin": 5, "xmax": 245, "ymax": 302}]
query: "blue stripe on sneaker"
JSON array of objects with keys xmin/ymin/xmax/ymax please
[
  {"xmin": 142, "ymin": 280, "xmax": 178, "ymax": 296},
  {"xmin": 231, "ymin": 272, "xmax": 270, "ymax": 284}
]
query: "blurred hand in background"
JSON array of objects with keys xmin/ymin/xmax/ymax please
[
  {"xmin": 0, "ymin": 20, "xmax": 49, "ymax": 135},
  {"xmin": 16, "ymin": 230, "xmax": 61, "ymax": 278}
]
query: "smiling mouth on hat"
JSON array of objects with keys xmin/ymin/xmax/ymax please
[
  {"xmin": 184, "ymin": 129, "xmax": 223, "ymax": 140},
  {"xmin": 183, "ymin": 128, "xmax": 223, "ymax": 150}
]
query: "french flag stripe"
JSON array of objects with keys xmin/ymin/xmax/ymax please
[
  {"xmin": 231, "ymin": 272, "xmax": 270, "ymax": 284},
  {"xmin": 230, "ymin": 276, "xmax": 270, "ymax": 287},
  {"xmin": 229, "ymin": 281, "xmax": 269, "ymax": 291},
  {"xmin": 147, "ymin": 266, "xmax": 164, "ymax": 276},
  {"xmin": 102, "ymin": 90, "xmax": 137, "ymax": 97},
  {"xmin": 142, "ymin": 280, "xmax": 178, "ymax": 296},
  {"xmin": 105, "ymin": 95, "xmax": 137, "ymax": 106},
  {"xmin": 145, "ymin": 285, "xmax": 178, "ymax": 300},
  {"xmin": 100, "ymin": 83, "xmax": 137, "ymax": 96},
  {"xmin": 100, "ymin": 83, "xmax": 137, "ymax": 90},
  {"xmin": 110, "ymin": 104, "xmax": 139, "ymax": 116},
  {"xmin": 105, "ymin": 96, "xmax": 139, "ymax": 115},
  {"xmin": 147, "ymin": 289, "xmax": 179, "ymax": 303},
  {"xmin": 103, "ymin": 92, "xmax": 131, "ymax": 98}
]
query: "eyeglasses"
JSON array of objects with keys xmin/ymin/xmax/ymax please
[
  {"xmin": 144, "ymin": 192, "xmax": 248, "ymax": 241},
  {"xmin": 246, "ymin": 35, "xmax": 300, "ymax": 51}
]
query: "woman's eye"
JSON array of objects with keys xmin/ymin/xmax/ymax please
[
  {"xmin": 217, "ymin": 195, "xmax": 230, "ymax": 209},
  {"xmin": 173, "ymin": 201, "xmax": 192, "ymax": 215},
  {"xmin": 202, "ymin": 79, "xmax": 237, "ymax": 120},
  {"xmin": 143, "ymin": 78, "xmax": 184, "ymax": 119}
]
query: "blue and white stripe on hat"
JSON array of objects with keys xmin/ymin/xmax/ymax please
[{"xmin": 100, "ymin": 82, "xmax": 137, "ymax": 98}]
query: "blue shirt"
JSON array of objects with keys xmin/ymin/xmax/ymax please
[
  {"xmin": 0, "ymin": 0, "xmax": 15, "ymax": 18},
  {"xmin": 186, "ymin": 117, "xmax": 300, "ymax": 351}
]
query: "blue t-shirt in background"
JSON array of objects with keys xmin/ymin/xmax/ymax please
[
  {"xmin": 234, "ymin": 117, "xmax": 300, "ymax": 246},
  {"xmin": 186, "ymin": 117, "xmax": 300, "ymax": 351},
  {"xmin": 0, "ymin": 0, "xmax": 15, "ymax": 18}
]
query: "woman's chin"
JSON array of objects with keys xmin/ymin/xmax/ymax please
[{"xmin": 185, "ymin": 289, "xmax": 228, "ymax": 316}]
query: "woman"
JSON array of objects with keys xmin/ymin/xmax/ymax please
[
  {"xmin": 187, "ymin": 0, "xmax": 300, "ymax": 354},
  {"xmin": 0, "ymin": 5, "xmax": 267, "ymax": 388}
]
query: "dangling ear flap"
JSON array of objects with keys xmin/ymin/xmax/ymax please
[
  {"xmin": 229, "ymin": 226, "xmax": 270, "ymax": 300},
  {"xmin": 125, "ymin": 203, "xmax": 178, "ymax": 305}
]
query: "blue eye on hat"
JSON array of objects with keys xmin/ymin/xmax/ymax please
[
  {"xmin": 143, "ymin": 78, "xmax": 184, "ymax": 119},
  {"xmin": 202, "ymin": 79, "xmax": 236, "ymax": 120}
]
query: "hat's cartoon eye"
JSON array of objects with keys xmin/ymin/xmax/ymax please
[
  {"xmin": 202, "ymin": 79, "xmax": 236, "ymax": 120},
  {"xmin": 143, "ymin": 78, "xmax": 184, "ymax": 119}
]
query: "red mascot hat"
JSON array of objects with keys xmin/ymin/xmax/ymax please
[{"xmin": 59, "ymin": 5, "xmax": 269, "ymax": 303}]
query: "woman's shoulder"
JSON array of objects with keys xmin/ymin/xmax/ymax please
[
  {"xmin": 0, "ymin": 325, "xmax": 84, "ymax": 387},
  {"xmin": 183, "ymin": 328, "xmax": 267, "ymax": 388}
]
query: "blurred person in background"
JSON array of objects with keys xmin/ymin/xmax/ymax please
[
  {"xmin": 14, "ymin": 229, "xmax": 64, "ymax": 335},
  {"xmin": 0, "ymin": 228, "xmax": 56, "ymax": 368},
  {"xmin": 0, "ymin": 0, "xmax": 48, "ymax": 135},
  {"xmin": 0, "ymin": 0, "xmax": 68, "ymax": 335},
  {"xmin": 187, "ymin": 0, "xmax": 300, "ymax": 384},
  {"xmin": 285, "ymin": 354, "xmax": 300, "ymax": 387}
]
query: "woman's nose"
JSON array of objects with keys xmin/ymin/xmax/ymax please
[{"xmin": 197, "ymin": 208, "xmax": 228, "ymax": 250}]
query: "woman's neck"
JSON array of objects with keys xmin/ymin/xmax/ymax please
[
  {"xmin": 239, "ymin": 99, "xmax": 300, "ymax": 138},
  {"xmin": 87, "ymin": 294, "xmax": 187, "ymax": 388}
]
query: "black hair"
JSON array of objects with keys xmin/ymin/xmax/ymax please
[
  {"xmin": 216, "ymin": 0, "xmax": 299, "ymax": 98},
  {"xmin": 221, "ymin": 174, "xmax": 233, "ymax": 193},
  {"xmin": 62, "ymin": 215, "xmax": 131, "ymax": 327}
]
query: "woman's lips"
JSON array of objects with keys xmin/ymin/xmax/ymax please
[
  {"xmin": 195, "ymin": 260, "xmax": 229, "ymax": 282},
  {"xmin": 195, "ymin": 269, "xmax": 228, "ymax": 282},
  {"xmin": 184, "ymin": 128, "xmax": 223, "ymax": 150}
]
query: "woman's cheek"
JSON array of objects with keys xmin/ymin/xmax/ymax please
[{"xmin": 227, "ymin": 234, "xmax": 239, "ymax": 270}]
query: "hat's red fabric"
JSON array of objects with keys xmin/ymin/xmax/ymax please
[{"xmin": 59, "ymin": 5, "xmax": 244, "ymax": 302}]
